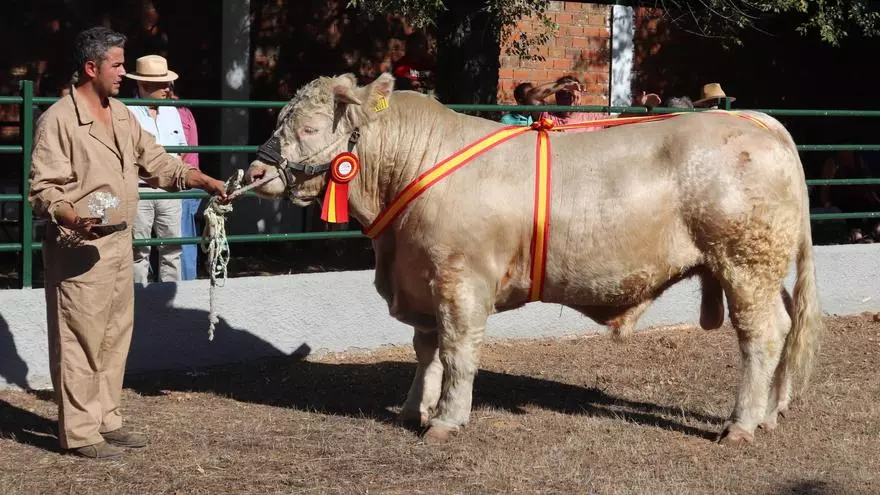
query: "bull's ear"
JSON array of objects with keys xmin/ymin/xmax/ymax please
[
  {"xmin": 364, "ymin": 72, "xmax": 394, "ymax": 114},
  {"xmin": 331, "ymin": 74, "xmax": 362, "ymax": 105}
]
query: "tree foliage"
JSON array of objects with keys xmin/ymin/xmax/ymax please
[
  {"xmin": 347, "ymin": 0, "xmax": 880, "ymax": 59},
  {"xmin": 347, "ymin": 0, "xmax": 559, "ymax": 60},
  {"xmin": 650, "ymin": 0, "xmax": 880, "ymax": 47}
]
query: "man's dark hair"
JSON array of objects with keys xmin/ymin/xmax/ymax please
[
  {"xmin": 513, "ymin": 82, "xmax": 533, "ymax": 104},
  {"xmin": 73, "ymin": 26, "xmax": 126, "ymax": 76}
]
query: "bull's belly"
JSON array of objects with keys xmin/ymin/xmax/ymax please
[{"xmin": 541, "ymin": 264, "xmax": 693, "ymax": 307}]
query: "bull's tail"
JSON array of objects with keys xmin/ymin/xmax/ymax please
[{"xmin": 780, "ymin": 157, "xmax": 825, "ymax": 396}]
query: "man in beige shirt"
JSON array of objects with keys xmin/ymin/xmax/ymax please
[{"xmin": 29, "ymin": 26, "xmax": 228, "ymax": 459}]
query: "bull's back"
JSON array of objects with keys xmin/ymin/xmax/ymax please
[{"xmin": 534, "ymin": 111, "xmax": 801, "ymax": 306}]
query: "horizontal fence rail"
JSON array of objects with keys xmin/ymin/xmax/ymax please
[{"xmin": 2, "ymin": 82, "xmax": 879, "ymax": 287}]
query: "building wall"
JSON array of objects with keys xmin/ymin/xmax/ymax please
[{"xmin": 497, "ymin": 1, "xmax": 613, "ymax": 105}]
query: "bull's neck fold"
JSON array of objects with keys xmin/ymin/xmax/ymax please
[{"xmin": 344, "ymin": 97, "xmax": 444, "ymax": 232}]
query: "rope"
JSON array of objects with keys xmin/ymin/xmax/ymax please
[{"xmin": 200, "ymin": 169, "xmax": 281, "ymax": 340}]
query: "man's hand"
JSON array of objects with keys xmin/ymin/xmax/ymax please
[
  {"xmin": 186, "ymin": 169, "xmax": 229, "ymax": 203},
  {"xmin": 631, "ymin": 91, "xmax": 661, "ymax": 108},
  {"xmin": 53, "ymin": 205, "xmax": 103, "ymax": 239},
  {"xmin": 560, "ymin": 81, "xmax": 582, "ymax": 93}
]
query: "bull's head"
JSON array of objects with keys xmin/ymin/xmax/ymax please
[{"xmin": 245, "ymin": 72, "xmax": 395, "ymax": 205}]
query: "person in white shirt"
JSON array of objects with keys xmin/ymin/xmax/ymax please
[{"xmin": 125, "ymin": 55, "xmax": 188, "ymax": 283}]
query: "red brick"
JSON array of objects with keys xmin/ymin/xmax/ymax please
[
  {"xmin": 565, "ymin": 47, "xmax": 583, "ymax": 58},
  {"xmin": 564, "ymin": 25, "xmax": 585, "ymax": 37},
  {"xmin": 564, "ymin": 2, "xmax": 584, "ymax": 11},
  {"xmin": 552, "ymin": 58, "xmax": 572, "ymax": 70},
  {"xmin": 586, "ymin": 82, "xmax": 607, "ymax": 94},
  {"xmin": 569, "ymin": 37, "xmax": 588, "ymax": 48},
  {"xmin": 533, "ymin": 70, "xmax": 552, "ymax": 82},
  {"xmin": 549, "ymin": 47, "xmax": 567, "ymax": 58},
  {"xmin": 513, "ymin": 70, "xmax": 532, "ymax": 81},
  {"xmin": 499, "ymin": 68, "xmax": 515, "ymax": 79},
  {"xmin": 584, "ymin": 26, "xmax": 608, "ymax": 38},
  {"xmin": 499, "ymin": 55, "xmax": 519, "ymax": 67},
  {"xmin": 588, "ymin": 14, "xmax": 608, "ymax": 26},
  {"xmin": 588, "ymin": 38, "xmax": 609, "ymax": 50},
  {"xmin": 555, "ymin": 13, "xmax": 573, "ymax": 25},
  {"xmin": 582, "ymin": 95, "xmax": 608, "ymax": 105}
]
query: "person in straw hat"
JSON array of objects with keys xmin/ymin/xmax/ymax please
[
  {"xmin": 125, "ymin": 54, "xmax": 190, "ymax": 283},
  {"xmin": 693, "ymin": 82, "xmax": 736, "ymax": 109}
]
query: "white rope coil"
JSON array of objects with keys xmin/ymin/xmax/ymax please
[{"xmin": 200, "ymin": 169, "xmax": 281, "ymax": 340}]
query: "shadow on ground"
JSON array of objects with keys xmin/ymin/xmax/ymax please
[
  {"xmin": 0, "ymin": 398, "xmax": 60, "ymax": 453},
  {"xmin": 124, "ymin": 354, "xmax": 722, "ymax": 441}
]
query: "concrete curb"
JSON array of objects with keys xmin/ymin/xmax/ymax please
[{"xmin": 1, "ymin": 244, "xmax": 877, "ymax": 390}]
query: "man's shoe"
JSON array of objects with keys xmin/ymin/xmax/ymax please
[
  {"xmin": 101, "ymin": 427, "xmax": 147, "ymax": 448},
  {"xmin": 70, "ymin": 441, "xmax": 125, "ymax": 459}
]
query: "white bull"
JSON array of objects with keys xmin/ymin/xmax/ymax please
[{"xmin": 245, "ymin": 73, "xmax": 823, "ymax": 445}]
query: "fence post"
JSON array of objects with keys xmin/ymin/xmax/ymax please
[{"xmin": 19, "ymin": 80, "xmax": 34, "ymax": 288}]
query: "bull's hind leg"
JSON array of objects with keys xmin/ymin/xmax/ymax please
[
  {"xmin": 399, "ymin": 327, "xmax": 443, "ymax": 427},
  {"xmin": 719, "ymin": 276, "xmax": 789, "ymax": 445},
  {"xmin": 423, "ymin": 276, "xmax": 491, "ymax": 443},
  {"xmin": 761, "ymin": 288, "xmax": 795, "ymax": 431}
]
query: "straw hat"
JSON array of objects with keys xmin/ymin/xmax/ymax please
[
  {"xmin": 125, "ymin": 55, "xmax": 179, "ymax": 82},
  {"xmin": 694, "ymin": 82, "xmax": 735, "ymax": 106}
]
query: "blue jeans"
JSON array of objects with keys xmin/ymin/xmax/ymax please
[{"xmin": 180, "ymin": 198, "xmax": 201, "ymax": 280}]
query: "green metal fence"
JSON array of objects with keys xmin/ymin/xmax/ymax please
[{"xmin": 1, "ymin": 80, "xmax": 879, "ymax": 288}]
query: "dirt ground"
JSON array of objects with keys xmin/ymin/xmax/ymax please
[{"xmin": 0, "ymin": 314, "xmax": 878, "ymax": 495}]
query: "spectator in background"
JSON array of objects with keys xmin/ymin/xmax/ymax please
[
  {"xmin": 500, "ymin": 82, "xmax": 535, "ymax": 126},
  {"xmin": 693, "ymin": 83, "xmax": 735, "ymax": 109},
  {"xmin": 125, "ymin": 54, "xmax": 188, "ymax": 283},
  {"xmin": 138, "ymin": 1, "xmax": 169, "ymax": 58},
  {"xmin": 665, "ymin": 96, "xmax": 694, "ymax": 109},
  {"xmin": 617, "ymin": 90, "xmax": 662, "ymax": 117},
  {"xmin": 820, "ymin": 150, "xmax": 880, "ymax": 243},
  {"xmin": 392, "ymin": 31, "xmax": 436, "ymax": 96},
  {"xmin": 525, "ymin": 75, "xmax": 609, "ymax": 132},
  {"xmin": 168, "ymin": 83, "xmax": 201, "ymax": 280}
]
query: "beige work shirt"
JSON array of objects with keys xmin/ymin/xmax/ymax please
[
  {"xmin": 27, "ymin": 86, "xmax": 196, "ymax": 449},
  {"xmin": 29, "ymin": 86, "xmax": 192, "ymax": 236}
]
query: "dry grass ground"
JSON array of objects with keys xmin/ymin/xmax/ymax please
[{"xmin": 1, "ymin": 314, "xmax": 877, "ymax": 495}]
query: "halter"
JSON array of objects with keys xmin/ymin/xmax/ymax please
[{"xmin": 255, "ymin": 129, "xmax": 361, "ymax": 196}]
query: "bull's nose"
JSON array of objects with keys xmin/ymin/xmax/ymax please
[{"xmin": 246, "ymin": 165, "xmax": 266, "ymax": 184}]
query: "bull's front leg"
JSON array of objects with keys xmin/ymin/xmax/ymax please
[
  {"xmin": 399, "ymin": 327, "xmax": 443, "ymax": 427},
  {"xmin": 423, "ymin": 275, "xmax": 491, "ymax": 443}
]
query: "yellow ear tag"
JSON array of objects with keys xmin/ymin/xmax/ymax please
[{"xmin": 372, "ymin": 95, "xmax": 389, "ymax": 113}]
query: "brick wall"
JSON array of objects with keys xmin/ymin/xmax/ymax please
[{"xmin": 497, "ymin": 1, "xmax": 611, "ymax": 105}]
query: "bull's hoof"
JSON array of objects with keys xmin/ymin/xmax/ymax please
[
  {"xmin": 422, "ymin": 424, "xmax": 458, "ymax": 443},
  {"xmin": 396, "ymin": 409, "xmax": 429, "ymax": 429},
  {"xmin": 759, "ymin": 413, "xmax": 779, "ymax": 432},
  {"xmin": 718, "ymin": 424, "xmax": 755, "ymax": 446}
]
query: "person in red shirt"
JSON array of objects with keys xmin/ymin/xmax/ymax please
[
  {"xmin": 168, "ymin": 83, "xmax": 201, "ymax": 280},
  {"xmin": 392, "ymin": 32, "xmax": 436, "ymax": 95}
]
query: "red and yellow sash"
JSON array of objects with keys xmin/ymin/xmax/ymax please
[
  {"xmin": 529, "ymin": 122, "xmax": 552, "ymax": 301},
  {"xmin": 362, "ymin": 110, "xmax": 769, "ymax": 301}
]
